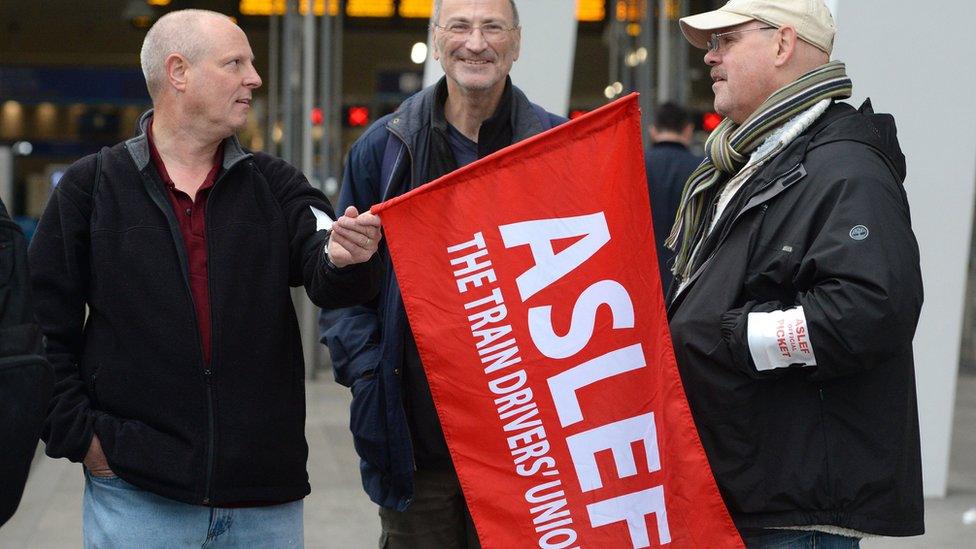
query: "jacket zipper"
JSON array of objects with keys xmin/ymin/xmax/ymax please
[
  {"xmin": 146, "ymin": 166, "xmax": 216, "ymax": 505},
  {"xmin": 385, "ymin": 124, "xmax": 413, "ymax": 199},
  {"xmin": 134, "ymin": 139, "xmax": 251, "ymax": 505},
  {"xmin": 202, "ymin": 367, "xmax": 215, "ymax": 505},
  {"xmin": 668, "ymin": 163, "xmax": 805, "ymax": 314},
  {"xmin": 200, "ymin": 164, "xmax": 236, "ymax": 506},
  {"xmin": 385, "ymin": 126, "xmax": 420, "ymax": 476}
]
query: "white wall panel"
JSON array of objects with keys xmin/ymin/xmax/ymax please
[{"xmin": 832, "ymin": 0, "xmax": 976, "ymax": 497}]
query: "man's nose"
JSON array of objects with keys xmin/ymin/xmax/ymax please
[
  {"xmin": 463, "ymin": 29, "xmax": 489, "ymax": 52},
  {"xmin": 704, "ymin": 49, "xmax": 720, "ymax": 66},
  {"xmin": 245, "ymin": 65, "xmax": 262, "ymax": 89}
]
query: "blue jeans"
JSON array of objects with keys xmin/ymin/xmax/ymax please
[
  {"xmin": 741, "ymin": 529, "xmax": 861, "ymax": 549},
  {"xmin": 83, "ymin": 469, "xmax": 303, "ymax": 548}
]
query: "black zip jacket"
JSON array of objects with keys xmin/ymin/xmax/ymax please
[
  {"xmin": 668, "ymin": 100, "xmax": 924, "ymax": 536},
  {"xmin": 28, "ymin": 114, "xmax": 381, "ymax": 506}
]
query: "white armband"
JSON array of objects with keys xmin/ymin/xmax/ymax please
[{"xmin": 746, "ymin": 306, "xmax": 817, "ymax": 372}]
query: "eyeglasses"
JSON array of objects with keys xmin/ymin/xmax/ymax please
[
  {"xmin": 707, "ymin": 26, "xmax": 776, "ymax": 52},
  {"xmin": 432, "ymin": 22, "xmax": 519, "ymax": 40}
]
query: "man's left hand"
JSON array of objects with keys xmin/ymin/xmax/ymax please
[{"xmin": 327, "ymin": 205, "xmax": 382, "ymax": 268}]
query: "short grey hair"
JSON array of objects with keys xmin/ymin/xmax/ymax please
[
  {"xmin": 432, "ymin": 0, "xmax": 519, "ymax": 27},
  {"xmin": 140, "ymin": 9, "xmax": 231, "ymax": 99}
]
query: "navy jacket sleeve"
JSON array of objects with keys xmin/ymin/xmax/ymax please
[
  {"xmin": 28, "ymin": 155, "xmax": 98, "ymax": 462},
  {"xmin": 319, "ymin": 126, "xmax": 388, "ymax": 387}
]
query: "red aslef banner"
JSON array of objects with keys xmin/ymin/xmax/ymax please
[{"xmin": 374, "ymin": 94, "xmax": 742, "ymax": 548}]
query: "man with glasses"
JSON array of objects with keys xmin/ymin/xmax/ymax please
[
  {"xmin": 666, "ymin": 0, "xmax": 924, "ymax": 547},
  {"xmin": 319, "ymin": 0, "xmax": 563, "ymax": 546}
]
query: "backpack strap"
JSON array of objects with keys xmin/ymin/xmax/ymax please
[{"xmin": 82, "ymin": 148, "xmax": 103, "ymax": 231}]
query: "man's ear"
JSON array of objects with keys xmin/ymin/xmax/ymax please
[
  {"xmin": 512, "ymin": 27, "xmax": 521, "ymax": 62},
  {"xmin": 774, "ymin": 26, "xmax": 798, "ymax": 67},
  {"xmin": 431, "ymin": 33, "xmax": 442, "ymax": 61},
  {"xmin": 165, "ymin": 53, "xmax": 189, "ymax": 93}
]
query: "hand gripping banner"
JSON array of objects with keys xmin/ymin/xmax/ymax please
[{"xmin": 373, "ymin": 95, "xmax": 742, "ymax": 548}]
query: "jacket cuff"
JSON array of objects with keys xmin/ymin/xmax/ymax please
[
  {"xmin": 313, "ymin": 250, "xmax": 383, "ymax": 308},
  {"xmin": 321, "ymin": 233, "xmax": 347, "ymax": 272},
  {"xmin": 47, "ymin": 407, "xmax": 97, "ymax": 464},
  {"xmin": 721, "ymin": 300, "xmax": 787, "ymax": 378},
  {"xmin": 720, "ymin": 306, "xmax": 754, "ymax": 376}
]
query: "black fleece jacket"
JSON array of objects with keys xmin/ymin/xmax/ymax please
[{"xmin": 29, "ymin": 117, "xmax": 380, "ymax": 506}]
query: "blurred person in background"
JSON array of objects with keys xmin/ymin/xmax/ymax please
[
  {"xmin": 29, "ymin": 9, "xmax": 381, "ymax": 546},
  {"xmin": 0, "ymin": 194, "xmax": 53, "ymax": 528},
  {"xmin": 645, "ymin": 102, "xmax": 703, "ymax": 293}
]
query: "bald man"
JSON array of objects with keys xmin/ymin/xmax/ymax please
[{"xmin": 29, "ymin": 9, "xmax": 381, "ymax": 546}]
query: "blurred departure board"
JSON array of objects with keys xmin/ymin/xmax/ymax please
[
  {"xmin": 398, "ymin": 0, "xmax": 431, "ymax": 18},
  {"xmin": 347, "ymin": 0, "xmax": 395, "ymax": 17},
  {"xmin": 577, "ymin": 0, "xmax": 605, "ymax": 22},
  {"xmin": 240, "ymin": 0, "xmax": 607, "ymax": 21},
  {"xmin": 240, "ymin": 0, "xmax": 338, "ymax": 16}
]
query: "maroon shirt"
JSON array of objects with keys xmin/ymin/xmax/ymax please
[
  {"xmin": 147, "ymin": 121, "xmax": 223, "ymax": 366},
  {"xmin": 148, "ymin": 125, "xmax": 284, "ymax": 507}
]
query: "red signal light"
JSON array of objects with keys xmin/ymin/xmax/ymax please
[
  {"xmin": 347, "ymin": 106, "xmax": 370, "ymax": 127},
  {"xmin": 702, "ymin": 112, "xmax": 722, "ymax": 132},
  {"xmin": 311, "ymin": 108, "xmax": 324, "ymax": 126}
]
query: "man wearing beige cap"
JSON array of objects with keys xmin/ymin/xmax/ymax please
[{"xmin": 665, "ymin": 0, "xmax": 925, "ymax": 547}]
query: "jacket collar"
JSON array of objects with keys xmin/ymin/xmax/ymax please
[
  {"xmin": 125, "ymin": 109, "xmax": 252, "ymax": 173},
  {"xmin": 385, "ymin": 76, "xmax": 544, "ymax": 151},
  {"xmin": 651, "ymin": 141, "xmax": 691, "ymax": 150},
  {"xmin": 431, "ymin": 77, "xmax": 514, "ymax": 152},
  {"xmin": 669, "ymin": 100, "xmax": 904, "ymax": 313}
]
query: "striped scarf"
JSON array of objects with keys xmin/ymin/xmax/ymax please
[{"xmin": 665, "ymin": 61, "xmax": 852, "ymax": 281}]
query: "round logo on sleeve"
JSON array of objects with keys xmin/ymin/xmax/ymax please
[{"xmin": 849, "ymin": 225, "xmax": 869, "ymax": 241}]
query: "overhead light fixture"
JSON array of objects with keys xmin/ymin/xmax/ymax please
[
  {"xmin": 410, "ymin": 42, "xmax": 428, "ymax": 65},
  {"xmin": 123, "ymin": 0, "xmax": 156, "ymax": 29},
  {"xmin": 12, "ymin": 141, "xmax": 33, "ymax": 156}
]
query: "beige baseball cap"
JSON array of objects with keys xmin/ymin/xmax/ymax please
[{"xmin": 679, "ymin": 0, "xmax": 836, "ymax": 54}]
